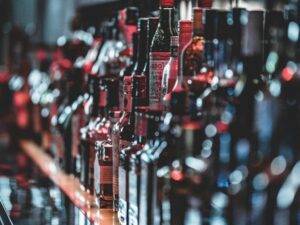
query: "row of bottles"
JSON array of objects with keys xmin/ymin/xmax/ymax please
[{"xmin": 25, "ymin": 0, "xmax": 300, "ymax": 224}]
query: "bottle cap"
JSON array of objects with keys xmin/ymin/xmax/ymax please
[
  {"xmin": 160, "ymin": 0, "xmax": 174, "ymax": 7},
  {"xmin": 125, "ymin": 7, "xmax": 139, "ymax": 25},
  {"xmin": 138, "ymin": 17, "xmax": 149, "ymax": 32},
  {"xmin": 179, "ymin": 20, "xmax": 193, "ymax": 34}
]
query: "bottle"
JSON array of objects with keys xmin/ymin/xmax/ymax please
[
  {"xmin": 118, "ymin": 75, "xmax": 148, "ymax": 224},
  {"xmin": 94, "ymin": 96, "xmax": 121, "ymax": 208},
  {"xmin": 162, "ymin": 20, "xmax": 193, "ymax": 107},
  {"xmin": 141, "ymin": 17, "xmax": 159, "ymax": 106},
  {"xmin": 149, "ymin": 0, "xmax": 177, "ymax": 108},
  {"xmin": 79, "ymin": 74, "xmax": 100, "ymax": 190},
  {"xmin": 132, "ymin": 18, "xmax": 149, "ymax": 76},
  {"xmin": 138, "ymin": 108, "xmax": 163, "ymax": 225},
  {"xmin": 181, "ymin": 7, "xmax": 205, "ymax": 86},
  {"xmin": 71, "ymin": 38, "xmax": 103, "ymax": 177},
  {"xmin": 87, "ymin": 78, "xmax": 119, "ymax": 195},
  {"xmin": 120, "ymin": 7, "xmax": 139, "ymax": 111},
  {"xmin": 128, "ymin": 106, "xmax": 148, "ymax": 225}
]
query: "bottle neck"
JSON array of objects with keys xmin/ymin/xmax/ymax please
[
  {"xmin": 159, "ymin": 7, "xmax": 175, "ymax": 29},
  {"xmin": 133, "ymin": 26, "xmax": 148, "ymax": 75},
  {"xmin": 193, "ymin": 10, "xmax": 204, "ymax": 37}
]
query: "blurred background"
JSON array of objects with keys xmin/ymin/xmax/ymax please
[{"xmin": 0, "ymin": 0, "xmax": 291, "ymax": 224}]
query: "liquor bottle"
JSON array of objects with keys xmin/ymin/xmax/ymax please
[
  {"xmin": 132, "ymin": 18, "xmax": 148, "ymax": 76},
  {"xmin": 181, "ymin": 7, "xmax": 205, "ymax": 85},
  {"xmin": 112, "ymin": 18, "xmax": 148, "ymax": 213},
  {"xmin": 79, "ymin": 75, "xmax": 100, "ymax": 191},
  {"xmin": 120, "ymin": 7, "xmax": 139, "ymax": 111},
  {"xmin": 94, "ymin": 111, "xmax": 121, "ymax": 208},
  {"xmin": 167, "ymin": 121, "xmax": 208, "ymax": 225},
  {"xmin": 87, "ymin": 78, "xmax": 119, "ymax": 195},
  {"xmin": 118, "ymin": 74, "xmax": 148, "ymax": 224},
  {"xmin": 149, "ymin": 0, "xmax": 177, "ymax": 108},
  {"xmin": 141, "ymin": 17, "xmax": 159, "ymax": 106},
  {"xmin": 122, "ymin": 33, "xmax": 139, "ymax": 114},
  {"xmin": 128, "ymin": 106, "xmax": 148, "ymax": 225},
  {"xmin": 162, "ymin": 20, "xmax": 193, "ymax": 107},
  {"xmin": 71, "ymin": 38, "xmax": 103, "ymax": 177},
  {"xmin": 138, "ymin": 108, "xmax": 163, "ymax": 225}
]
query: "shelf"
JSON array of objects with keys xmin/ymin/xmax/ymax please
[{"xmin": 19, "ymin": 140, "xmax": 119, "ymax": 225}]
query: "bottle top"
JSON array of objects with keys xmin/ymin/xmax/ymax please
[
  {"xmin": 138, "ymin": 17, "xmax": 149, "ymax": 32},
  {"xmin": 170, "ymin": 36, "xmax": 179, "ymax": 47},
  {"xmin": 125, "ymin": 7, "xmax": 139, "ymax": 25},
  {"xmin": 179, "ymin": 20, "xmax": 193, "ymax": 34},
  {"xmin": 160, "ymin": 0, "xmax": 174, "ymax": 7}
]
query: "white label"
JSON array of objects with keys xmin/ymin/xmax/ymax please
[{"xmin": 149, "ymin": 52, "xmax": 171, "ymax": 107}]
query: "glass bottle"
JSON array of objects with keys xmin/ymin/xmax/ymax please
[
  {"xmin": 162, "ymin": 20, "xmax": 193, "ymax": 107},
  {"xmin": 118, "ymin": 75, "xmax": 148, "ymax": 225},
  {"xmin": 94, "ymin": 106, "xmax": 121, "ymax": 209},
  {"xmin": 112, "ymin": 19, "xmax": 148, "ymax": 212},
  {"xmin": 87, "ymin": 78, "xmax": 119, "ymax": 195},
  {"xmin": 138, "ymin": 108, "xmax": 163, "ymax": 225},
  {"xmin": 181, "ymin": 7, "xmax": 205, "ymax": 86},
  {"xmin": 128, "ymin": 106, "xmax": 148, "ymax": 225},
  {"xmin": 120, "ymin": 7, "xmax": 139, "ymax": 111},
  {"xmin": 149, "ymin": 0, "xmax": 177, "ymax": 108},
  {"xmin": 141, "ymin": 17, "xmax": 159, "ymax": 106}
]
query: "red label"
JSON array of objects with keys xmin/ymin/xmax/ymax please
[{"xmin": 149, "ymin": 52, "xmax": 171, "ymax": 108}]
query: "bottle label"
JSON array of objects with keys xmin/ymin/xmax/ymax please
[
  {"xmin": 99, "ymin": 89, "xmax": 107, "ymax": 107},
  {"xmin": 149, "ymin": 52, "xmax": 171, "ymax": 107},
  {"xmin": 100, "ymin": 165, "xmax": 113, "ymax": 184},
  {"xmin": 123, "ymin": 76, "xmax": 132, "ymax": 112}
]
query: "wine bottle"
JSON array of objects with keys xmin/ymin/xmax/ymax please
[{"xmin": 149, "ymin": 0, "xmax": 177, "ymax": 108}]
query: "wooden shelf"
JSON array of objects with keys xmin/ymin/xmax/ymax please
[{"xmin": 20, "ymin": 140, "xmax": 119, "ymax": 225}]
